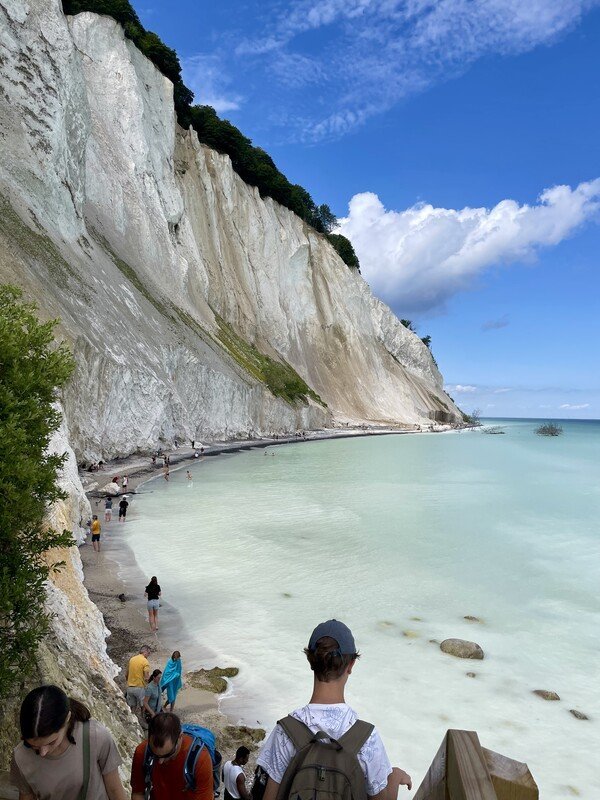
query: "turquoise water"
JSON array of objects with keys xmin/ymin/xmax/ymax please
[{"xmin": 124, "ymin": 420, "xmax": 600, "ymax": 798}]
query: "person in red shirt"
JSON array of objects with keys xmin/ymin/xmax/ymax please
[{"xmin": 131, "ymin": 713, "xmax": 213, "ymax": 800}]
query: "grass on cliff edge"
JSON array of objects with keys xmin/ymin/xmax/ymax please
[
  {"xmin": 214, "ymin": 315, "xmax": 325, "ymax": 407},
  {"xmin": 0, "ymin": 285, "xmax": 75, "ymax": 701}
]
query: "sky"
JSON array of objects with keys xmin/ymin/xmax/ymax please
[{"xmin": 138, "ymin": 0, "xmax": 600, "ymax": 418}]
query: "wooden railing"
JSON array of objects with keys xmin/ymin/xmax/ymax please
[{"xmin": 413, "ymin": 730, "xmax": 538, "ymax": 800}]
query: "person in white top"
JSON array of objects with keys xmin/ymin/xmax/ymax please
[
  {"xmin": 257, "ymin": 620, "xmax": 411, "ymax": 800},
  {"xmin": 223, "ymin": 747, "xmax": 251, "ymax": 800}
]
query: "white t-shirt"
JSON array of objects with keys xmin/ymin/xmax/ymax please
[
  {"xmin": 223, "ymin": 760, "xmax": 244, "ymax": 798},
  {"xmin": 257, "ymin": 703, "xmax": 392, "ymax": 797}
]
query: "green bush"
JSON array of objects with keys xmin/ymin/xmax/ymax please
[
  {"xmin": 0, "ymin": 286, "xmax": 75, "ymax": 700},
  {"xmin": 326, "ymin": 233, "xmax": 360, "ymax": 269}
]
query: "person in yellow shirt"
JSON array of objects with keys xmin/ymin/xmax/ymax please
[
  {"xmin": 91, "ymin": 515, "xmax": 101, "ymax": 552},
  {"xmin": 126, "ymin": 646, "xmax": 151, "ymax": 727}
]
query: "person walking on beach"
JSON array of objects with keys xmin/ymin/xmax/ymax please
[
  {"xmin": 143, "ymin": 669, "xmax": 164, "ymax": 722},
  {"xmin": 130, "ymin": 713, "xmax": 213, "ymax": 800},
  {"xmin": 118, "ymin": 495, "xmax": 129, "ymax": 522},
  {"xmin": 224, "ymin": 747, "xmax": 251, "ymax": 800},
  {"xmin": 256, "ymin": 620, "xmax": 412, "ymax": 800},
  {"xmin": 104, "ymin": 496, "xmax": 113, "ymax": 522},
  {"xmin": 161, "ymin": 651, "xmax": 183, "ymax": 712},
  {"xmin": 122, "ymin": 475, "xmax": 129, "ymax": 490},
  {"xmin": 163, "ymin": 464, "xmax": 170, "ymax": 481},
  {"xmin": 91, "ymin": 515, "xmax": 102, "ymax": 552},
  {"xmin": 126, "ymin": 646, "xmax": 151, "ymax": 726},
  {"xmin": 145, "ymin": 576, "xmax": 161, "ymax": 632},
  {"xmin": 186, "ymin": 470, "xmax": 193, "ymax": 483},
  {"xmin": 10, "ymin": 684, "xmax": 127, "ymax": 800}
]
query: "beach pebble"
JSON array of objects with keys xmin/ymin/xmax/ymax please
[
  {"xmin": 440, "ymin": 638, "xmax": 484, "ymax": 659},
  {"xmin": 402, "ymin": 630, "xmax": 419, "ymax": 638},
  {"xmin": 466, "ymin": 672, "xmax": 477, "ymax": 678},
  {"xmin": 569, "ymin": 709, "xmax": 589, "ymax": 720},
  {"xmin": 533, "ymin": 689, "xmax": 560, "ymax": 701},
  {"xmin": 463, "ymin": 615, "xmax": 483, "ymax": 623},
  {"xmin": 410, "ymin": 616, "xmax": 423, "ymax": 622}
]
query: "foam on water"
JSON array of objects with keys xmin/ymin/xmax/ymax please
[{"xmin": 124, "ymin": 420, "xmax": 600, "ymax": 798}]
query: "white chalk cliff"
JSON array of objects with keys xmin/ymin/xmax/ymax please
[
  {"xmin": 0, "ymin": 0, "xmax": 459, "ymax": 465},
  {"xmin": 0, "ymin": 0, "xmax": 460, "ymax": 776}
]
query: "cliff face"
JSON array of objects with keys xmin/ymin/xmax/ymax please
[{"xmin": 0, "ymin": 0, "xmax": 459, "ymax": 464}]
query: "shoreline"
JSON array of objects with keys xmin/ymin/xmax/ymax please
[{"xmin": 79, "ymin": 424, "xmax": 460, "ymax": 763}]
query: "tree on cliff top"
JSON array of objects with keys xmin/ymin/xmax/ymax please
[{"xmin": 0, "ymin": 286, "xmax": 75, "ymax": 701}]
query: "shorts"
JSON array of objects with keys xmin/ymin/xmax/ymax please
[
  {"xmin": 147, "ymin": 599, "xmax": 160, "ymax": 611},
  {"xmin": 119, "ymin": 510, "xmax": 126, "ymax": 518},
  {"xmin": 125, "ymin": 686, "xmax": 145, "ymax": 709},
  {"xmin": 105, "ymin": 509, "xmax": 112, "ymax": 519},
  {"xmin": 92, "ymin": 534, "xmax": 100, "ymax": 542}
]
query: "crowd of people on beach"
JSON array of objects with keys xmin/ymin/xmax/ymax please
[{"xmin": 9, "ymin": 620, "xmax": 412, "ymax": 800}]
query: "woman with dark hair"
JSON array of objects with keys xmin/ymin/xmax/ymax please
[
  {"xmin": 10, "ymin": 684, "xmax": 126, "ymax": 800},
  {"xmin": 144, "ymin": 576, "xmax": 161, "ymax": 631},
  {"xmin": 143, "ymin": 669, "xmax": 164, "ymax": 721},
  {"xmin": 160, "ymin": 650, "xmax": 183, "ymax": 712}
]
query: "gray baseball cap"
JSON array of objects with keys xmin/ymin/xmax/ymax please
[{"xmin": 308, "ymin": 620, "xmax": 357, "ymax": 655}]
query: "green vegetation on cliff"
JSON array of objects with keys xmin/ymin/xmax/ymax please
[
  {"xmin": 61, "ymin": 0, "xmax": 360, "ymax": 269},
  {"xmin": 214, "ymin": 316, "xmax": 325, "ymax": 407},
  {"xmin": 0, "ymin": 286, "xmax": 75, "ymax": 701}
]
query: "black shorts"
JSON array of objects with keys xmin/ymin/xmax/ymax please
[
  {"xmin": 92, "ymin": 534, "xmax": 100, "ymax": 542},
  {"xmin": 119, "ymin": 510, "xmax": 126, "ymax": 518}
]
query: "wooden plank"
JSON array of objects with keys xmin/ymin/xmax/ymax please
[
  {"xmin": 413, "ymin": 733, "xmax": 448, "ymax": 800},
  {"xmin": 483, "ymin": 748, "xmax": 539, "ymax": 800},
  {"xmin": 446, "ymin": 730, "xmax": 497, "ymax": 800}
]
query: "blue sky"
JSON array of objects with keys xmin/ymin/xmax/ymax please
[{"xmin": 139, "ymin": 0, "xmax": 600, "ymax": 418}]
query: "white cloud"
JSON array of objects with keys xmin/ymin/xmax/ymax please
[
  {"xmin": 235, "ymin": 0, "xmax": 600, "ymax": 140},
  {"xmin": 559, "ymin": 403, "xmax": 590, "ymax": 410},
  {"xmin": 494, "ymin": 388, "xmax": 512, "ymax": 394},
  {"xmin": 337, "ymin": 178, "xmax": 600, "ymax": 311},
  {"xmin": 183, "ymin": 55, "xmax": 243, "ymax": 114},
  {"xmin": 446, "ymin": 384, "xmax": 478, "ymax": 393}
]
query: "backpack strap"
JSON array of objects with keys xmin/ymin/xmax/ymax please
[
  {"xmin": 76, "ymin": 721, "xmax": 90, "ymax": 800},
  {"xmin": 184, "ymin": 737, "xmax": 205, "ymax": 791},
  {"xmin": 337, "ymin": 721, "xmax": 374, "ymax": 756},
  {"xmin": 142, "ymin": 743, "xmax": 155, "ymax": 800},
  {"xmin": 277, "ymin": 716, "xmax": 326, "ymax": 750}
]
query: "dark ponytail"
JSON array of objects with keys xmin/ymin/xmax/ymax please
[
  {"xmin": 304, "ymin": 636, "xmax": 359, "ymax": 682},
  {"xmin": 20, "ymin": 686, "xmax": 91, "ymax": 745}
]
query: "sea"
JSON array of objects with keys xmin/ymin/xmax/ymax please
[{"xmin": 122, "ymin": 419, "xmax": 600, "ymax": 799}]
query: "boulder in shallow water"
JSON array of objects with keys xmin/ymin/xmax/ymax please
[
  {"xmin": 186, "ymin": 667, "xmax": 239, "ymax": 694},
  {"xmin": 101, "ymin": 481, "xmax": 120, "ymax": 495},
  {"xmin": 569, "ymin": 709, "xmax": 589, "ymax": 720},
  {"xmin": 533, "ymin": 689, "xmax": 560, "ymax": 701},
  {"xmin": 440, "ymin": 638, "xmax": 484, "ymax": 659}
]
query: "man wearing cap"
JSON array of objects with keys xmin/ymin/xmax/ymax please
[{"xmin": 257, "ymin": 620, "xmax": 411, "ymax": 800}]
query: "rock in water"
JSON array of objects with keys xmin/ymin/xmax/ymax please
[
  {"xmin": 569, "ymin": 709, "xmax": 589, "ymax": 720},
  {"xmin": 440, "ymin": 638, "xmax": 484, "ymax": 659},
  {"xmin": 533, "ymin": 689, "xmax": 560, "ymax": 701},
  {"xmin": 101, "ymin": 481, "xmax": 120, "ymax": 495}
]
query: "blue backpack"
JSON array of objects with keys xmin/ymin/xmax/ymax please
[{"xmin": 143, "ymin": 723, "xmax": 222, "ymax": 798}]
